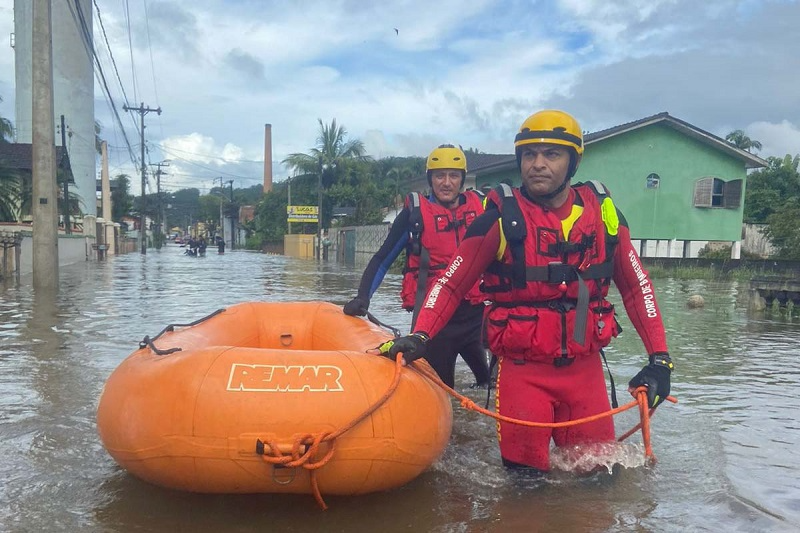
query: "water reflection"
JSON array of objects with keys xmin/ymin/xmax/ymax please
[{"xmin": 1, "ymin": 248, "xmax": 799, "ymax": 532}]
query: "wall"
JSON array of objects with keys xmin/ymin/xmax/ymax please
[
  {"xmin": 17, "ymin": 232, "xmax": 95, "ymax": 276},
  {"xmin": 742, "ymin": 223, "xmax": 775, "ymax": 258},
  {"xmin": 284, "ymin": 234, "xmax": 315, "ymax": 259}
]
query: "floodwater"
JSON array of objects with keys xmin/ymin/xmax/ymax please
[{"xmin": 1, "ymin": 248, "xmax": 799, "ymax": 532}]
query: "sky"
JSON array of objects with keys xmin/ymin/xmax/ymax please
[{"xmin": 0, "ymin": 0, "xmax": 799, "ymax": 194}]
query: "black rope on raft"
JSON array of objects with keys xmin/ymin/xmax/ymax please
[
  {"xmin": 139, "ymin": 308, "xmax": 227, "ymax": 355},
  {"xmin": 365, "ymin": 311, "xmax": 402, "ymax": 338}
]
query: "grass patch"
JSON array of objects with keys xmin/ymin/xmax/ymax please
[{"xmin": 645, "ymin": 264, "xmax": 769, "ymax": 281}]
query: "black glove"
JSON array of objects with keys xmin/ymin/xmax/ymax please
[
  {"xmin": 628, "ymin": 353, "xmax": 673, "ymax": 408},
  {"xmin": 376, "ymin": 333, "xmax": 430, "ymax": 364},
  {"xmin": 343, "ymin": 297, "xmax": 369, "ymax": 317}
]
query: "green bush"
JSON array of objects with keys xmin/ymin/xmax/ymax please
[{"xmin": 244, "ymin": 234, "xmax": 264, "ymax": 250}]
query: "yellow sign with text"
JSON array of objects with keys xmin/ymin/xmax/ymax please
[{"xmin": 287, "ymin": 205, "xmax": 318, "ymax": 223}]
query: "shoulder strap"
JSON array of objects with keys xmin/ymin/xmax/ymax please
[
  {"xmin": 580, "ymin": 181, "xmax": 619, "ymax": 241},
  {"xmin": 494, "ymin": 184, "xmax": 527, "ymax": 288},
  {"xmin": 407, "ymin": 192, "xmax": 423, "ymax": 256}
]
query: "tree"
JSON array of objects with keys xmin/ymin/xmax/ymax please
[
  {"xmin": 725, "ymin": 129, "xmax": 763, "ymax": 153},
  {"xmin": 764, "ymin": 202, "xmax": 800, "ymax": 258},
  {"xmin": 111, "ymin": 174, "xmax": 133, "ymax": 223},
  {"xmin": 0, "ymin": 100, "xmax": 20, "ymax": 220},
  {"xmin": 744, "ymin": 154, "xmax": 800, "ymax": 223},
  {"xmin": 0, "ymin": 169, "xmax": 21, "ymax": 222},
  {"xmin": 742, "ymin": 153, "xmax": 800, "ymax": 257},
  {"xmin": 281, "ymin": 119, "xmax": 371, "ymax": 233},
  {"xmin": 282, "ymin": 118, "xmax": 370, "ymax": 178},
  {"xmin": 0, "ymin": 96, "xmax": 13, "ymax": 143}
]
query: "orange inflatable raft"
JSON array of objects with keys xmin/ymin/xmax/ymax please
[{"xmin": 97, "ymin": 301, "xmax": 452, "ymax": 496}]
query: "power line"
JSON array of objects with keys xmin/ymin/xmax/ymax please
[
  {"xmin": 93, "ymin": 0, "xmax": 133, "ymax": 114},
  {"xmin": 66, "ymin": 0, "xmax": 139, "ymax": 167},
  {"xmin": 142, "ymin": 0, "xmax": 161, "ymax": 111},
  {"xmin": 151, "ymin": 142, "xmax": 265, "ymax": 164},
  {"xmin": 123, "ymin": 0, "xmax": 139, "ymax": 104},
  {"xmin": 155, "ymin": 145, "xmax": 262, "ymax": 180}
]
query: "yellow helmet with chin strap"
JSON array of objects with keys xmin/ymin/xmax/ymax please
[
  {"xmin": 514, "ymin": 110, "xmax": 584, "ymax": 157},
  {"xmin": 426, "ymin": 144, "xmax": 467, "ymax": 187},
  {"xmin": 514, "ymin": 110, "xmax": 584, "ymax": 198}
]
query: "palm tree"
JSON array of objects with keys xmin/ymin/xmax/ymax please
[
  {"xmin": 0, "ymin": 169, "xmax": 21, "ymax": 222},
  {"xmin": 0, "ymin": 101, "xmax": 20, "ymax": 220},
  {"xmin": 725, "ymin": 130, "xmax": 763, "ymax": 153},
  {"xmin": 281, "ymin": 118, "xmax": 369, "ymax": 178},
  {"xmin": 281, "ymin": 119, "xmax": 370, "ymax": 238},
  {"xmin": 0, "ymin": 96, "xmax": 13, "ymax": 143}
]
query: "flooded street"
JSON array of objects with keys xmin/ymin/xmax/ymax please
[{"xmin": 2, "ymin": 248, "xmax": 799, "ymax": 532}]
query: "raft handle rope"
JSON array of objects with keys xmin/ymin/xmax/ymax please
[
  {"xmin": 365, "ymin": 311, "xmax": 402, "ymax": 338},
  {"xmin": 254, "ymin": 351, "xmax": 407, "ymax": 511},
  {"xmin": 139, "ymin": 308, "xmax": 227, "ymax": 356}
]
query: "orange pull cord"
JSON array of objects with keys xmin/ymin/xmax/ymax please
[
  {"xmin": 258, "ymin": 353, "xmax": 407, "ymax": 510},
  {"xmin": 410, "ymin": 360, "xmax": 677, "ymax": 462}
]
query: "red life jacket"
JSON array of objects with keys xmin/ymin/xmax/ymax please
[
  {"xmin": 483, "ymin": 182, "xmax": 621, "ymax": 365},
  {"xmin": 401, "ymin": 190, "xmax": 486, "ymax": 311}
]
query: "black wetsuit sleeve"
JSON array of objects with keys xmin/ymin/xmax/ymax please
[{"xmin": 355, "ymin": 207, "xmax": 411, "ymax": 301}]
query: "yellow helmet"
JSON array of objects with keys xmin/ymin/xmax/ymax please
[
  {"xmin": 426, "ymin": 144, "xmax": 467, "ymax": 187},
  {"xmin": 514, "ymin": 110, "xmax": 584, "ymax": 156},
  {"xmin": 426, "ymin": 144, "xmax": 467, "ymax": 172}
]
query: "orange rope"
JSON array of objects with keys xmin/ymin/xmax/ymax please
[
  {"xmin": 258, "ymin": 352, "xmax": 676, "ymax": 510},
  {"xmin": 257, "ymin": 354, "xmax": 406, "ymax": 510},
  {"xmin": 409, "ymin": 358, "xmax": 676, "ymax": 462}
]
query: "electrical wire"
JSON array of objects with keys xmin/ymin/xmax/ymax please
[{"xmin": 67, "ymin": 0, "xmax": 139, "ymax": 168}]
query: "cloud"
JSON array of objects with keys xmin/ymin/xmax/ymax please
[
  {"xmin": 2, "ymin": 0, "xmax": 799, "ymax": 198},
  {"xmin": 223, "ymin": 49, "xmax": 265, "ymax": 84},
  {"xmin": 746, "ymin": 120, "xmax": 800, "ymax": 160}
]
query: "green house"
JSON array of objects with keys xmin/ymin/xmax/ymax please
[{"xmin": 469, "ymin": 112, "xmax": 767, "ymax": 258}]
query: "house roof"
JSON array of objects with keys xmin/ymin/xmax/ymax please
[
  {"xmin": 584, "ymin": 112, "xmax": 768, "ymax": 169},
  {"xmin": 0, "ymin": 142, "xmax": 75, "ymax": 180},
  {"xmin": 465, "ymin": 153, "xmax": 514, "ymax": 174},
  {"xmin": 468, "ymin": 112, "xmax": 769, "ymax": 173}
]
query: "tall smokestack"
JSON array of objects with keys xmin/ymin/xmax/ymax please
[{"xmin": 263, "ymin": 123, "xmax": 273, "ymax": 193}]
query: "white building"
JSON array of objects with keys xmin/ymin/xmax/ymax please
[{"xmin": 13, "ymin": 0, "xmax": 96, "ymax": 216}]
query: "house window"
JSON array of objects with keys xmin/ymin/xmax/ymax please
[
  {"xmin": 693, "ymin": 177, "xmax": 743, "ymax": 208},
  {"xmin": 646, "ymin": 173, "xmax": 660, "ymax": 189}
]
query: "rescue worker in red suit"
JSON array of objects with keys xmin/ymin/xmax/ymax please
[
  {"xmin": 375, "ymin": 111, "xmax": 673, "ymax": 472},
  {"xmin": 344, "ymin": 144, "xmax": 491, "ymax": 389}
]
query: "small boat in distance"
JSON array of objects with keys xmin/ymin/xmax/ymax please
[{"xmin": 97, "ymin": 301, "xmax": 452, "ymax": 496}]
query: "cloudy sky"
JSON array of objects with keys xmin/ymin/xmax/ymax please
[{"xmin": 0, "ymin": 0, "xmax": 799, "ymax": 193}]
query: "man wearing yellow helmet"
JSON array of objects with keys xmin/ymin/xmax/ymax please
[
  {"xmin": 344, "ymin": 144, "xmax": 491, "ymax": 389},
  {"xmin": 376, "ymin": 111, "xmax": 672, "ymax": 473}
]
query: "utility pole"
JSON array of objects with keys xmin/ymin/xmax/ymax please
[
  {"xmin": 123, "ymin": 102, "xmax": 162, "ymax": 254},
  {"xmin": 31, "ymin": 0, "xmax": 59, "ymax": 290},
  {"xmin": 152, "ymin": 161, "xmax": 170, "ymax": 248},
  {"xmin": 215, "ymin": 177, "xmax": 224, "ymax": 245},
  {"xmin": 228, "ymin": 179, "xmax": 235, "ymax": 250},
  {"xmin": 58, "ymin": 115, "xmax": 71, "ymax": 234},
  {"xmin": 287, "ymin": 176, "xmax": 292, "ymax": 235},
  {"xmin": 317, "ymin": 156, "xmax": 323, "ymax": 260}
]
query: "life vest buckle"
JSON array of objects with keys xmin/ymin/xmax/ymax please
[
  {"xmin": 547, "ymin": 262, "xmax": 576, "ymax": 284},
  {"xmin": 553, "ymin": 356, "xmax": 575, "ymax": 367}
]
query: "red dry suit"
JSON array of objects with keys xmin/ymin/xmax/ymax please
[
  {"xmin": 400, "ymin": 190, "xmax": 486, "ymax": 310},
  {"xmin": 413, "ymin": 182, "xmax": 669, "ymax": 471}
]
